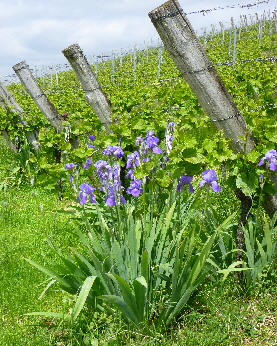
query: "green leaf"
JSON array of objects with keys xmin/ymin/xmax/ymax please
[
  {"xmin": 72, "ymin": 276, "xmax": 97, "ymax": 321},
  {"xmin": 25, "ymin": 312, "xmax": 71, "ymax": 320},
  {"xmin": 247, "ymin": 150, "xmax": 261, "ymax": 163},
  {"xmin": 133, "ymin": 276, "xmax": 148, "ymax": 322},
  {"xmin": 218, "ymin": 261, "xmax": 251, "ymax": 281},
  {"xmin": 140, "ymin": 250, "xmax": 149, "ymax": 285},
  {"xmin": 99, "ymin": 295, "xmax": 139, "ymax": 325},
  {"xmin": 111, "ymin": 240, "xmax": 126, "ymax": 280},
  {"xmin": 38, "ymin": 279, "xmax": 57, "ymax": 300},
  {"xmin": 264, "ymin": 219, "xmax": 272, "ymax": 260},
  {"xmin": 189, "ymin": 233, "xmax": 216, "ymax": 285},
  {"xmin": 106, "ymin": 274, "xmax": 137, "ymax": 315},
  {"xmin": 25, "ymin": 258, "xmax": 74, "ymax": 293},
  {"xmin": 236, "ymin": 171, "xmax": 258, "ymax": 196}
]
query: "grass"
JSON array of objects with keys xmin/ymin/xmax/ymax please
[
  {"xmin": 25, "ymin": 281, "xmax": 275, "ymax": 345},
  {"xmin": 0, "ymin": 185, "xmax": 78, "ymax": 345},
  {"xmin": 0, "ymin": 206, "xmax": 276, "ymax": 344},
  {"xmin": 0, "ymin": 138, "xmax": 77, "ymax": 344},
  {"xmin": 0, "ymin": 142, "xmax": 277, "ymax": 345}
]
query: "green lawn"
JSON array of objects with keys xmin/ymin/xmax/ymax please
[
  {"xmin": 0, "ymin": 185, "xmax": 77, "ymax": 345},
  {"xmin": 0, "ymin": 138, "xmax": 277, "ymax": 345}
]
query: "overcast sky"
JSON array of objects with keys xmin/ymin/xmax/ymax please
[{"xmin": 0, "ymin": 0, "xmax": 276, "ymax": 80}]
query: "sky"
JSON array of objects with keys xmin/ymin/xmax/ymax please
[{"xmin": 0, "ymin": 0, "xmax": 276, "ymax": 81}]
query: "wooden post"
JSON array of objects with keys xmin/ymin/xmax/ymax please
[
  {"xmin": 149, "ymin": 0, "xmax": 277, "ymax": 221},
  {"xmin": 133, "ymin": 45, "xmax": 137, "ymax": 81},
  {"xmin": 273, "ymin": 11, "xmax": 277, "ymax": 33},
  {"xmin": 157, "ymin": 44, "xmax": 163, "ymax": 78},
  {"xmin": 62, "ymin": 44, "xmax": 112, "ymax": 132},
  {"xmin": 244, "ymin": 15, "xmax": 248, "ymax": 29},
  {"xmin": 202, "ymin": 27, "xmax": 207, "ymax": 48},
  {"xmin": 232, "ymin": 25, "xmax": 237, "ymax": 65},
  {"xmin": 149, "ymin": 0, "xmax": 255, "ymax": 155},
  {"xmin": 12, "ymin": 61, "xmax": 64, "ymax": 133},
  {"xmin": 1, "ymin": 130, "xmax": 17, "ymax": 153},
  {"xmin": 219, "ymin": 22, "xmax": 225, "ymax": 43},
  {"xmin": 111, "ymin": 50, "xmax": 115, "ymax": 83},
  {"xmin": 0, "ymin": 80, "xmax": 40, "ymax": 152},
  {"xmin": 120, "ymin": 48, "xmax": 123, "ymax": 67},
  {"xmin": 145, "ymin": 41, "xmax": 149, "ymax": 63}
]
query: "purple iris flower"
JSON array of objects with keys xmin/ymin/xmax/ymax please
[
  {"xmin": 200, "ymin": 170, "xmax": 221, "ymax": 192},
  {"xmin": 77, "ymin": 183, "xmax": 97, "ymax": 205},
  {"xmin": 126, "ymin": 151, "xmax": 140, "ymax": 169},
  {"xmin": 126, "ymin": 169, "xmax": 135, "ymax": 180},
  {"xmin": 136, "ymin": 131, "xmax": 162, "ymax": 158},
  {"xmin": 125, "ymin": 151, "xmax": 140, "ymax": 180},
  {"xmin": 105, "ymin": 195, "xmax": 127, "ymax": 207},
  {"xmin": 102, "ymin": 145, "xmax": 124, "ymax": 159},
  {"xmin": 146, "ymin": 133, "xmax": 162, "ymax": 154},
  {"xmin": 88, "ymin": 135, "xmax": 96, "ymax": 141},
  {"xmin": 126, "ymin": 179, "xmax": 143, "ymax": 197},
  {"xmin": 87, "ymin": 135, "xmax": 97, "ymax": 148},
  {"xmin": 167, "ymin": 122, "xmax": 176, "ymax": 128},
  {"xmin": 105, "ymin": 186, "xmax": 126, "ymax": 207},
  {"xmin": 83, "ymin": 158, "xmax": 92, "ymax": 170},
  {"xmin": 94, "ymin": 161, "xmax": 125, "ymax": 207},
  {"xmin": 257, "ymin": 149, "xmax": 277, "ymax": 171},
  {"xmin": 136, "ymin": 137, "xmax": 143, "ymax": 146},
  {"xmin": 177, "ymin": 175, "xmax": 194, "ymax": 193},
  {"xmin": 94, "ymin": 160, "xmax": 113, "ymax": 185},
  {"xmin": 64, "ymin": 163, "xmax": 77, "ymax": 170},
  {"xmin": 147, "ymin": 130, "xmax": 155, "ymax": 136}
]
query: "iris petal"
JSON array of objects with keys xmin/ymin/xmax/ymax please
[{"xmin": 211, "ymin": 181, "xmax": 221, "ymax": 193}]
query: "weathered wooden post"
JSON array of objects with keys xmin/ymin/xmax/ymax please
[
  {"xmin": 149, "ymin": 0, "xmax": 255, "ymax": 154},
  {"xmin": 1, "ymin": 130, "xmax": 17, "ymax": 153},
  {"xmin": 219, "ymin": 22, "xmax": 225, "ymax": 43},
  {"xmin": 13, "ymin": 61, "xmax": 64, "ymax": 133},
  {"xmin": 12, "ymin": 61, "xmax": 79, "ymax": 150},
  {"xmin": 149, "ymin": 0, "xmax": 277, "ymax": 274},
  {"xmin": 273, "ymin": 11, "xmax": 277, "ymax": 33},
  {"xmin": 62, "ymin": 44, "xmax": 112, "ymax": 132},
  {"xmin": 0, "ymin": 80, "xmax": 40, "ymax": 152}
]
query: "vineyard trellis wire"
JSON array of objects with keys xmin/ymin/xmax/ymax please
[
  {"xmin": 0, "ymin": 0, "xmax": 277, "ymax": 221},
  {"xmin": 1, "ymin": 1, "xmax": 276, "ymax": 85},
  {"xmin": 5, "ymin": 55, "xmax": 277, "ymax": 119},
  {"xmin": 1, "ymin": 12, "xmax": 275, "ymax": 129},
  {"xmin": 1, "ymin": 0, "xmax": 276, "ymax": 143}
]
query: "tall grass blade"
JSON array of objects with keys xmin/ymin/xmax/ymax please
[
  {"xmin": 217, "ymin": 261, "xmax": 251, "ymax": 281},
  {"xmin": 25, "ymin": 258, "xmax": 75, "ymax": 293},
  {"xmin": 25, "ymin": 312, "xmax": 71, "ymax": 320},
  {"xmin": 38, "ymin": 279, "xmax": 56, "ymax": 300},
  {"xmin": 72, "ymin": 276, "xmax": 97, "ymax": 321}
]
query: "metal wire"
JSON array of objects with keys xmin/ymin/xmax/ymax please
[{"xmin": 185, "ymin": 0, "xmax": 271, "ymax": 16}]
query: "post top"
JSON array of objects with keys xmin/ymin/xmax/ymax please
[
  {"xmin": 62, "ymin": 43, "xmax": 81, "ymax": 54},
  {"xmin": 149, "ymin": 0, "xmax": 183, "ymax": 21},
  {"xmin": 12, "ymin": 61, "xmax": 28, "ymax": 71}
]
